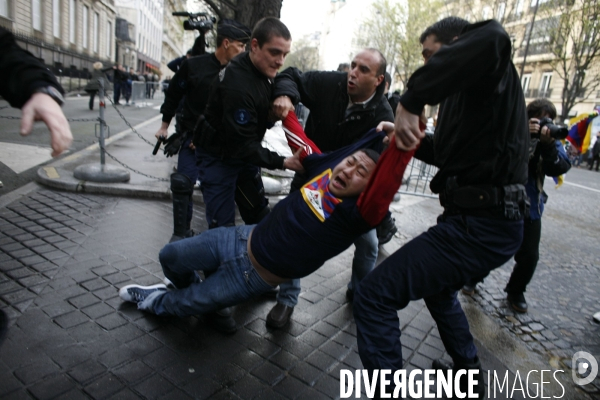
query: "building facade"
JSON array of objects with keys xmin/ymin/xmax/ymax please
[
  {"xmin": 442, "ymin": 0, "xmax": 600, "ymax": 120},
  {"xmin": 115, "ymin": 0, "xmax": 162, "ymax": 74},
  {"xmin": 0, "ymin": 0, "xmax": 117, "ymax": 91},
  {"xmin": 160, "ymin": 0, "xmax": 190, "ymax": 79}
]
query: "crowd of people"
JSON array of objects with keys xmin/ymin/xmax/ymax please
[
  {"xmin": 1, "ymin": 11, "xmax": 597, "ymax": 398},
  {"xmin": 86, "ymin": 64, "xmax": 161, "ymax": 107}
]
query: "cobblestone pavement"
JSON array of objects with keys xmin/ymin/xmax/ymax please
[
  {"xmin": 0, "ymin": 188, "xmax": 458, "ymax": 400},
  {"xmin": 388, "ymin": 167, "xmax": 600, "ymax": 399}
]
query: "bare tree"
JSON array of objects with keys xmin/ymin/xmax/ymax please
[
  {"xmin": 354, "ymin": 0, "xmax": 441, "ymax": 90},
  {"xmin": 544, "ymin": 0, "xmax": 600, "ymax": 120},
  {"xmin": 282, "ymin": 37, "xmax": 320, "ymax": 71},
  {"xmin": 201, "ymin": 0, "xmax": 283, "ymax": 31}
]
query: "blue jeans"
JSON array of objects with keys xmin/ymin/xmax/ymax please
[
  {"xmin": 152, "ymin": 225, "xmax": 273, "ymax": 317},
  {"xmin": 276, "ymin": 229, "xmax": 378, "ymax": 307},
  {"xmin": 354, "ymin": 214, "xmax": 523, "ymax": 371}
]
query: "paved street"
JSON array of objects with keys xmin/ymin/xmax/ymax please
[
  {"xmin": 0, "ymin": 91, "xmax": 599, "ymax": 399},
  {"xmin": 0, "ymin": 187, "xmax": 459, "ymax": 400},
  {"xmin": 0, "ymin": 93, "xmax": 166, "ymax": 193}
]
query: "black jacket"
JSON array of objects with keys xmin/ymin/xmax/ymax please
[
  {"xmin": 273, "ymin": 68, "xmax": 394, "ymax": 152},
  {"xmin": 0, "ymin": 27, "xmax": 64, "ymax": 108},
  {"xmin": 401, "ymin": 20, "xmax": 529, "ymax": 193},
  {"xmin": 201, "ymin": 52, "xmax": 285, "ymax": 170},
  {"xmin": 160, "ymin": 53, "xmax": 222, "ymax": 132}
]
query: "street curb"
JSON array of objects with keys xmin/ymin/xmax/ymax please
[{"xmin": 34, "ymin": 114, "xmax": 173, "ymax": 199}]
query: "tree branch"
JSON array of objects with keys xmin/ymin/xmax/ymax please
[{"xmin": 202, "ymin": 0, "xmax": 226, "ymax": 19}]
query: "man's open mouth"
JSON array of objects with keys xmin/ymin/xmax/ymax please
[{"xmin": 333, "ymin": 176, "xmax": 346, "ymax": 189}]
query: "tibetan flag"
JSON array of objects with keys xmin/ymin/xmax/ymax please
[
  {"xmin": 566, "ymin": 112, "xmax": 599, "ymax": 153},
  {"xmin": 552, "ymin": 175, "xmax": 564, "ymax": 188},
  {"xmin": 301, "ymin": 169, "xmax": 342, "ymax": 222}
]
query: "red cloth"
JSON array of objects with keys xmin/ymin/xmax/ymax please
[{"xmin": 282, "ymin": 112, "xmax": 322, "ymax": 162}]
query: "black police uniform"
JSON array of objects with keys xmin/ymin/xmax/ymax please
[
  {"xmin": 160, "ymin": 54, "xmax": 224, "ymax": 237},
  {"xmin": 197, "ymin": 52, "xmax": 282, "ymax": 228},
  {"xmin": 354, "ymin": 20, "xmax": 529, "ymax": 394}
]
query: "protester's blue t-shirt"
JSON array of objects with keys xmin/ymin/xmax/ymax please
[{"xmin": 250, "ymin": 130, "xmax": 384, "ymax": 279}]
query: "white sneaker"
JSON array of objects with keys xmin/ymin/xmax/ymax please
[{"xmin": 119, "ymin": 284, "xmax": 167, "ymax": 304}]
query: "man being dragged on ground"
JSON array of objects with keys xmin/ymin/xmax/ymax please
[{"xmin": 118, "ymin": 113, "xmax": 416, "ymax": 318}]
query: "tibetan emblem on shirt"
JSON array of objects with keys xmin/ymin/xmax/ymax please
[{"xmin": 301, "ymin": 169, "xmax": 342, "ymax": 222}]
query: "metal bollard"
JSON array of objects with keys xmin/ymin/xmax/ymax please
[
  {"xmin": 98, "ymin": 78, "xmax": 106, "ymax": 166},
  {"xmin": 72, "ymin": 77, "xmax": 130, "ymax": 183}
]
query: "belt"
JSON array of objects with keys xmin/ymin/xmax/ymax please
[{"xmin": 440, "ymin": 177, "xmax": 528, "ymax": 220}]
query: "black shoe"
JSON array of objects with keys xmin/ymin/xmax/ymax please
[
  {"xmin": 507, "ymin": 292, "xmax": 528, "ymax": 313},
  {"xmin": 432, "ymin": 357, "xmax": 485, "ymax": 399},
  {"xmin": 206, "ymin": 307, "xmax": 237, "ymax": 334},
  {"xmin": 376, "ymin": 214, "xmax": 398, "ymax": 245},
  {"xmin": 461, "ymin": 284, "xmax": 476, "ymax": 296},
  {"xmin": 266, "ymin": 302, "xmax": 293, "ymax": 329},
  {"xmin": 346, "ymin": 288, "xmax": 354, "ymax": 302}
]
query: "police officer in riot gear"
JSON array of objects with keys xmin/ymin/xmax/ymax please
[
  {"xmin": 155, "ymin": 19, "xmax": 251, "ymax": 335},
  {"xmin": 155, "ymin": 19, "xmax": 251, "ymax": 242}
]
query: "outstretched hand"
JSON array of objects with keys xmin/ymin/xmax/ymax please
[
  {"xmin": 283, "ymin": 147, "xmax": 305, "ymax": 173},
  {"xmin": 20, "ymin": 93, "xmax": 73, "ymax": 157}
]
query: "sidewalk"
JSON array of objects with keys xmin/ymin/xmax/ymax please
[{"xmin": 0, "ymin": 120, "xmax": 594, "ymax": 398}]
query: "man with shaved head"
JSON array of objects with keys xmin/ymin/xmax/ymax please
[{"xmin": 267, "ymin": 48, "xmax": 396, "ymax": 329}]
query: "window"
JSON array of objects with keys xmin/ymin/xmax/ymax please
[
  {"xmin": 82, "ymin": 5, "xmax": 88, "ymax": 48},
  {"xmin": 53, "ymin": 0, "xmax": 60, "ymax": 37},
  {"xmin": 32, "ymin": 0, "xmax": 42, "ymax": 30},
  {"xmin": 521, "ymin": 16, "xmax": 559, "ymax": 56},
  {"xmin": 106, "ymin": 21, "xmax": 111, "ymax": 57},
  {"xmin": 539, "ymin": 72, "xmax": 552, "ymax": 97},
  {"xmin": 0, "ymin": 0, "xmax": 9, "ymax": 18},
  {"xmin": 522, "ymin": 74, "xmax": 531, "ymax": 96},
  {"xmin": 69, "ymin": 0, "xmax": 76, "ymax": 43},
  {"xmin": 93, "ymin": 11, "xmax": 98, "ymax": 52}
]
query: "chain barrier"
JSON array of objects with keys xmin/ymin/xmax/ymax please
[
  {"xmin": 0, "ymin": 114, "xmax": 98, "ymax": 122},
  {"xmin": 1, "ymin": 90, "xmax": 167, "ymax": 182},
  {"xmin": 0, "ymin": 107, "xmax": 99, "ymax": 123},
  {"xmin": 101, "ymin": 145, "xmax": 169, "ymax": 182},
  {"xmin": 105, "ymin": 95, "xmax": 156, "ymax": 147}
]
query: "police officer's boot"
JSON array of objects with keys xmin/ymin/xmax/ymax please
[
  {"xmin": 170, "ymin": 173, "xmax": 193, "ymax": 243},
  {"xmin": 432, "ymin": 356, "xmax": 485, "ymax": 399}
]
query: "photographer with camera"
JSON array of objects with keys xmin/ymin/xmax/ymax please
[{"xmin": 462, "ymin": 98, "xmax": 571, "ymax": 314}]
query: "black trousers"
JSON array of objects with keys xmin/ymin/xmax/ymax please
[
  {"xmin": 589, "ymin": 155, "xmax": 600, "ymax": 171},
  {"xmin": 88, "ymin": 91, "xmax": 97, "ymax": 110},
  {"xmin": 505, "ymin": 217, "xmax": 542, "ymax": 293}
]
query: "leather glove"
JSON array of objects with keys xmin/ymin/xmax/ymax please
[{"xmin": 163, "ymin": 132, "xmax": 182, "ymax": 157}]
